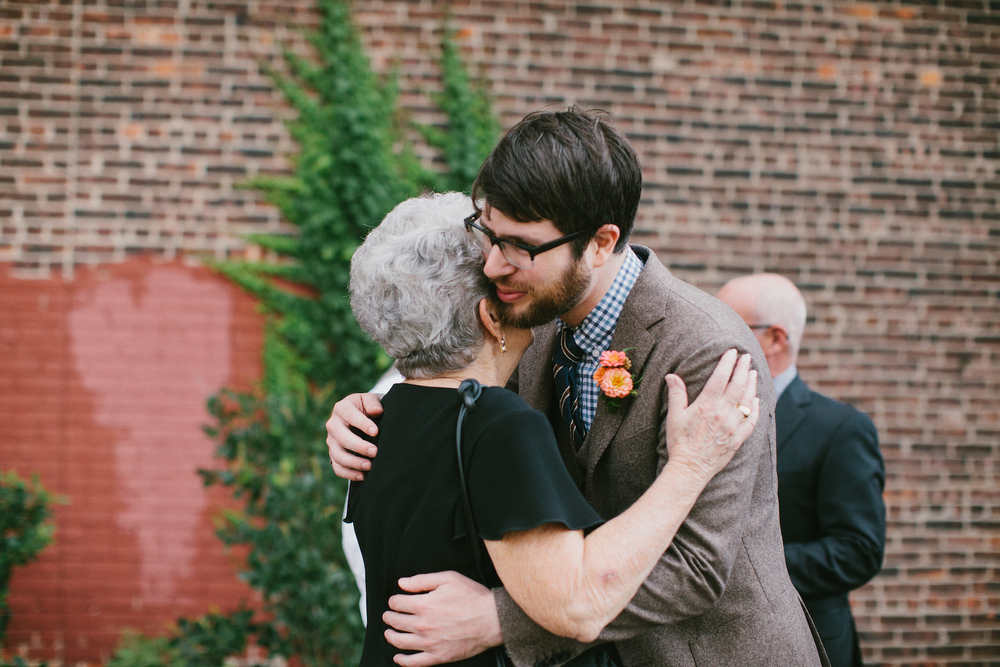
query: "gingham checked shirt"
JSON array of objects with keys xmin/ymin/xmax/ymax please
[{"xmin": 556, "ymin": 247, "xmax": 643, "ymax": 433}]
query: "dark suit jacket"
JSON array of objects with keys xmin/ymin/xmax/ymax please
[
  {"xmin": 777, "ymin": 374, "xmax": 886, "ymax": 667},
  {"xmin": 494, "ymin": 247, "xmax": 828, "ymax": 667}
]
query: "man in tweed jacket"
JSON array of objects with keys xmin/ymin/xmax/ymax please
[{"xmin": 327, "ymin": 109, "xmax": 827, "ymax": 666}]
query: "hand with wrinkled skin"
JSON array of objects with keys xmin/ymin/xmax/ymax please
[{"xmin": 664, "ymin": 349, "xmax": 759, "ymax": 484}]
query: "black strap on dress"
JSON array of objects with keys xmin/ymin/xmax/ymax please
[{"xmin": 456, "ymin": 378, "xmax": 511, "ymax": 667}]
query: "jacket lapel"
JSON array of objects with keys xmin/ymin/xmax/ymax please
[
  {"xmin": 583, "ymin": 311, "xmax": 656, "ymax": 472},
  {"xmin": 776, "ymin": 374, "xmax": 810, "ymax": 455},
  {"xmin": 583, "ymin": 247, "xmax": 666, "ymax": 474}
]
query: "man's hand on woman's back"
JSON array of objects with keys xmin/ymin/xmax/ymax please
[{"xmin": 327, "ymin": 392, "xmax": 385, "ymax": 481}]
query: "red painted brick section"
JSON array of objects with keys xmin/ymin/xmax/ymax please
[
  {"xmin": 1, "ymin": 1, "xmax": 998, "ymax": 665},
  {"xmin": 0, "ymin": 258, "xmax": 263, "ymax": 664}
]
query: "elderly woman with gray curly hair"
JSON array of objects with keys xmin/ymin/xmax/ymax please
[{"xmin": 345, "ymin": 192, "xmax": 759, "ymax": 667}]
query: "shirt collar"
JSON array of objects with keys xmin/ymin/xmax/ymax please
[
  {"xmin": 559, "ymin": 247, "xmax": 643, "ymax": 357},
  {"xmin": 772, "ymin": 364, "xmax": 797, "ymax": 400}
]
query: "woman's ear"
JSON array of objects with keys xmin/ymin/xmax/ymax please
[{"xmin": 478, "ymin": 298, "xmax": 504, "ymax": 345}]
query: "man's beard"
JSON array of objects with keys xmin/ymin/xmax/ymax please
[{"xmin": 490, "ymin": 257, "xmax": 591, "ymax": 329}]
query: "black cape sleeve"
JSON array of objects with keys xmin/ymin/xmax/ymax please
[{"xmin": 465, "ymin": 389, "xmax": 603, "ymax": 540}]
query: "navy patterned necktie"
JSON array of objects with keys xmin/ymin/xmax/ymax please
[{"xmin": 552, "ymin": 327, "xmax": 586, "ymax": 450}]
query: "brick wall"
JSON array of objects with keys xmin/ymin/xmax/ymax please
[
  {"xmin": 0, "ymin": 258, "xmax": 263, "ymax": 663},
  {"xmin": 2, "ymin": 0, "xmax": 998, "ymax": 665},
  {"xmin": 0, "ymin": 0, "xmax": 302, "ymax": 278}
]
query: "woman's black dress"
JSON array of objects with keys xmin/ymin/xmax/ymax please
[{"xmin": 346, "ymin": 383, "xmax": 603, "ymax": 666}]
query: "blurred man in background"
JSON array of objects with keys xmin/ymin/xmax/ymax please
[{"xmin": 717, "ymin": 273, "xmax": 886, "ymax": 667}]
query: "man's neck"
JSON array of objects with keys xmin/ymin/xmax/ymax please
[
  {"xmin": 766, "ymin": 353, "xmax": 795, "ymax": 379},
  {"xmin": 559, "ymin": 249, "xmax": 628, "ymax": 327},
  {"xmin": 771, "ymin": 364, "xmax": 798, "ymax": 401}
]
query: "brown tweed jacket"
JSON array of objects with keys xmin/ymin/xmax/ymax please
[{"xmin": 494, "ymin": 247, "xmax": 828, "ymax": 667}]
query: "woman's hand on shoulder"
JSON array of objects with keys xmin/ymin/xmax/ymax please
[{"xmin": 664, "ymin": 349, "xmax": 759, "ymax": 483}]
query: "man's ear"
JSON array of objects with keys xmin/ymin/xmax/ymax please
[
  {"xmin": 764, "ymin": 325, "xmax": 789, "ymax": 354},
  {"xmin": 478, "ymin": 298, "xmax": 504, "ymax": 344},
  {"xmin": 590, "ymin": 224, "xmax": 621, "ymax": 267}
]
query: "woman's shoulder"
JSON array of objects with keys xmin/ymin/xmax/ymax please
[
  {"xmin": 478, "ymin": 384, "xmax": 538, "ymax": 414},
  {"xmin": 470, "ymin": 385, "xmax": 553, "ymax": 443}
]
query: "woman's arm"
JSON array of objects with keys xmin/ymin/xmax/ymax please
[{"xmin": 484, "ymin": 350, "xmax": 759, "ymax": 642}]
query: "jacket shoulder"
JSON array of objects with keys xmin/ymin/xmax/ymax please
[
  {"xmin": 806, "ymin": 386, "xmax": 874, "ymax": 425},
  {"xmin": 628, "ymin": 247, "xmax": 762, "ymax": 353}
]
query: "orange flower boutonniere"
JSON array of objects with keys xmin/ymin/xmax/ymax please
[{"xmin": 593, "ymin": 349, "xmax": 640, "ymax": 411}]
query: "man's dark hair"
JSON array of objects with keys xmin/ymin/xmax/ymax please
[{"xmin": 471, "ymin": 107, "xmax": 642, "ymax": 254}]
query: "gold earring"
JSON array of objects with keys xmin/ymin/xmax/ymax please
[{"xmin": 500, "ymin": 336, "xmax": 507, "ymax": 353}]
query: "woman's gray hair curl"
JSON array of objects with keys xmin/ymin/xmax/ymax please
[{"xmin": 349, "ymin": 192, "xmax": 490, "ymax": 379}]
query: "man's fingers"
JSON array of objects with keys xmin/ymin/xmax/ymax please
[
  {"xmin": 325, "ymin": 392, "xmax": 385, "ymax": 479},
  {"xmin": 360, "ymin": 392, "xmax": 386, "ymax": 419},
  {"xmin": 330, "ymin": 464, "xmax": 363, "ymax": 482},
  {"xmin": 397, "ymin": 571, "xmax": 453, "ymax": 593},
  {"xmin": 387, "ymin": 592, "xmax": 422, "ymax": 615},
  {"xmin": 385, "ymin": 629, "xmax": 441, "ymax": 667},
  {"xmin": 385, "ymin": 630, "xmax": 417, "ymax": 650},
  {"xmin": 383, "ymin": 610, "xmax": 419, "ymax": 635},
  {"xmin": 393, "ymin": 651, "xmax": 435, "ymax": 667},
  {"xmin": 328, "ymin": 442, "xmax": 371, "ymax": 481},
  {"xmin": 326, "ymin": 415, "xmax": 378, "ymax": 454},
  {"xmin": 328, "ymin": 392, "xmax": 382, "ymax": 442},
  {"xmin": 382, "ymin": 570, "xmax": 499, "ymax": 663},
  {"xmin": 328, "ymin": 439, "xmax": 374, "ymax": 468}
]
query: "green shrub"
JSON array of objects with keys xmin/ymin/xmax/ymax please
[
  {"xmin": 107, "ymin": 611, "xmax": 259, "ymax": 667},
  {"xmin": 106, "ymin": 632, "xmax": 181, "ymax": 667},
  {"xmin": 0, "ymin": 471, "xmax": 59, "ymax": 647},
  {"xmin": 0, "ymin": 657, "xmax": 48, "ymax": 667}
]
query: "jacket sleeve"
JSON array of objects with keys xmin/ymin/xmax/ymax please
[
  {"xmin": 494, "ymin": 334, "xmax": 776, "ymax": 666},
  {"xmin": 596, "ymin": 335, "xmax": 772, "ymax": 633},
  {"xmin": 783, "ymin": 408, "xmax": 886, "ymax": 598}
]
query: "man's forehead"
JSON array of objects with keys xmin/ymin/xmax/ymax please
[{"xmin": 482, "ymin": 206, "xmax": 558, "ymax": 242}]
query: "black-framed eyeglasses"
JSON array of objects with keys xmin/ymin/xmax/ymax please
[
  {"xmin": 747, "ymin": 324, "xmax": 773, "ymax": 330},
  {"xmin": 463, "ymin": 211, "xmax": 587, "ymax": 269}
]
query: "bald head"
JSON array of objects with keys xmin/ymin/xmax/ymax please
[{"xmin": 717, "ymin": 273, "xmax": 807, "ymax": 376}]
